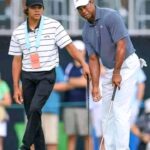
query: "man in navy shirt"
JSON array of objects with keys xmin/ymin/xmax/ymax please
[{"xmin": 74, "ymin": 0, "xmax": 141, "ymax": 149}]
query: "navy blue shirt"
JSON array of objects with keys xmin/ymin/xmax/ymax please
[
  {"xmin": 64, "ymin": 63, "xmax": 86, "ymax": 107},
  {"xmin": 82, "ymin": 7, "xmax": 135, "ymax": 69}
]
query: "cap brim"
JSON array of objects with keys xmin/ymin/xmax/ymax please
[
  {"xmin": 28, "ymin": 3, "xmax": 43, "ymax": 7},
  {"xmin": 75, "ymin": 1, "xmax": 89, "ymax": 8}
]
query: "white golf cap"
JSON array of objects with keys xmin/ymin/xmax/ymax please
[
  {"xmin": 73, "ymin": 40, "xmax": 85, "ymax": 51},
  {"xmin": 73, "ymin": 0, "xmax": 89, "ymax": 9}
]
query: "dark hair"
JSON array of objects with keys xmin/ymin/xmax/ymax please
[
  {"xmin": 23, "ymin": 6, "xmax": 44, "ymax": 16},
  {"xmin": 24, "ymin": 8, "xmax": 29, "ymax": 16}
]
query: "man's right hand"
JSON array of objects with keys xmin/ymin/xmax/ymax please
[
  {"xmin": 13, "ymin": 87, "xmax": 23, "ymax": 104},
  {"xmin": 92, "ymin": 86, "xmax": 102, "ymax": 102}
]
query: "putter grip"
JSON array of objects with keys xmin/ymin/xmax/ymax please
[
  {"xmin": 111, "ymin": 86, "xmax": 117, "ymax": 101},
  {"xmin": 87, "ymin": 75, "xmax": 90, "ymax": 88}
]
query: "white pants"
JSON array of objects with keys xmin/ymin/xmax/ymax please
[
  {"xmin": 90, "ymin": 79, "xmax": 103, "ymax": 137},
  {"xmin": 91, "ymin": 103, "xmax": 103, "ymax": 137},
  {"xmin": 101, "ymin": 53, "xmax": 140, "ymax": 150}
]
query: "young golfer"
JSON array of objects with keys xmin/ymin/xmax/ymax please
[{"xmin": 8, "ymin": 0, "xmax": 90, "ymax": 149}]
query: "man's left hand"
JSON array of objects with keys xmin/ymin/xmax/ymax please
[{"xmin": 112, "ymin": 73, "xmax": 122, "ymax": 89}]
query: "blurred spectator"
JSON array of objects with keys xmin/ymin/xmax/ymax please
[
  {"xmin": 0, "ymin": 0, "xmax": 11, "ymax": 29},
  {"xmin": 63, "ymin": 40, "xmax": 93, "ymax": 150},
  {"xmin": 4, "ymin": 0, "xmax": 11, "ymax": 17},
  {"xmin": 131, "ymin": 98, "xmax": 150, "ymax": 150},
  {"xmin": 0, "ymin": 73, "xmax": 12, "ymax": 150},
  {"xmin": 41, "ymin": 66, "xmax": 71, "ymax": 150},
  {"xmin": 130, "ymin": 69, "xmax": 146, "ymax": 125},
  {"xmin": 130, "ymin": 69, "xmax": 146, "ymax": 150},
  {"xmin": 119, "ymin": 0, "xmax": 128, "ymax": 25}
]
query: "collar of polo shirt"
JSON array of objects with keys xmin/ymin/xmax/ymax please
[
  {"xmin": 27, "ymin": 17, "xmax": 41, "ymax": 32},
  {"xmin": 88, "ymin": 6, "xmax": 101, "ymax": 27}
]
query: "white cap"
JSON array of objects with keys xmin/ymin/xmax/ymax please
[
  {"xmin": 73, "ymin": 40, "xmax": 85, "ymax": 51},
  {"xmin": 73, "ymin": 0, "xmax": 89, "ymax": 9},
  {"xmin": 145, "ymin": 98, "xmax": 150, "ymax": 113}
]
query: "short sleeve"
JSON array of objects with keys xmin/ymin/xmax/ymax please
[
  {"xmin": 64, "ymin": 63, "xmax": 73, "ymax": 81},
  {"xmin": 105, "ymin": 11, "xmax": 128, "ymax": 43},
  {"xmin": 8, "ymin": 31, "xmax": 22, "ymax": 56},
  {"xmin": 55, "ymin": 22, "xmax": 72, "ymax": 49}
]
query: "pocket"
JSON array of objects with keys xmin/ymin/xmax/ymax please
[
  {"xmin": 123, "ymin": 53, "xmax": 140, "ymax": 69},
  {"xmin": 46, "ymin": 69, "xmax": 56, "ymax": 84},
  {"xmin": 38, "ymin": 70, "xmax": 56, "ymax": 96},
  {"xmin": 38, "ymin": 79, "xmax": 54, "ymax": 96}
]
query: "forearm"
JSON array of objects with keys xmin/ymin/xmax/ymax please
[
  {"xmin": 69, "ymin": 76, "xmax": 87, "ymax": 87},
  {"xmin": 113, "ymin": 39, "xmax": 126, "ymax": 74},
  {"xmin": 131, "ymin": 125, "xmax": 150, "ymax": 142},
  {"xmin": 65, "ymin": 43, "xmax": 86, "ymax": 67},
  {"xmin": 137, "ymin": 83, "xmax": 145, "ymax": 100},
  {"xmin": 12, "ymin": 56, "xmax": 22, "ymax": 89},
  {"xmin": 89, "ymin": 54, "xmax": 100, "ymax": 88},
  {"xmin": 0, "ymin": 101, "xmax": 7, "ymax": 106},
  {"xmin": 131, "ymin": 125, "xmax": 142, "ymax": 138},
  {"xmin": 53, "ymin": 82, "xmax": 73, "ymax": 91},
  {"xmin": 0, "ymin": 95, "xmax": 11, "ymax": 107}
]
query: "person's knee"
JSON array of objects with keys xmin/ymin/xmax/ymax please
[{"xmin": 29, "ymin": 105, "xmax": 41, "ymax": 114}]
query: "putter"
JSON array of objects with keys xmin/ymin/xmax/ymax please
[
  {"xmin": 86, "ymin": 75, "xmax": 90, "ymax": 150},
  {"xmin": 99, "ymin": 85, "xmax": 117, "ymax": 150}
]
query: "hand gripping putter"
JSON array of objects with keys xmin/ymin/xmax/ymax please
[{"xmin": 99, "ymin": 85, "xmax": 117, "ymax": 150}]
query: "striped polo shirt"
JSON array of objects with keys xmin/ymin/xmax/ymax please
[{"xmin": 9, "ymin": 16, "xmax": 72, "ymax": 72}]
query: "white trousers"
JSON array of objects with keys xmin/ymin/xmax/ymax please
[
  {"xmin": 91, "ymin": 103, "xmax": 103, "ymax": 137},
  {"xmin": 101, "ymin": 53, "xmax": 140, "ymax": 150}
]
